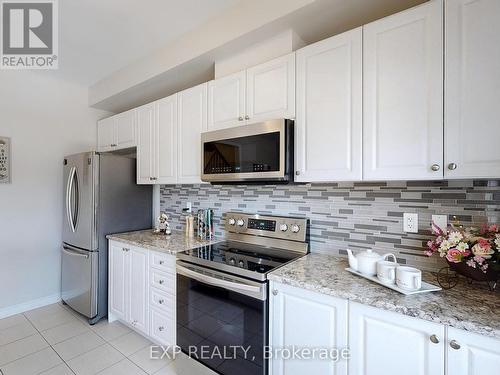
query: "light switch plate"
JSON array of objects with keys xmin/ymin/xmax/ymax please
[
  {"xmin": 432, "ymin": 215, "xmax": 448, "ymax": 233},
  {"xmin": 403, "ymin": 213, "xmax": 419, "ymax": 233}
]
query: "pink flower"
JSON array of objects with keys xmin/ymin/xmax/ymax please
[
  {"xmin": 474, "ymin": 255, "xmax": 485, "ymax": 264},
  {"xmin": 466, "ymin": 259, "xmax": 477, "ymax": 268},
  {"xmin": 472, "ymin": 243, "xmax": 494, "ymax": 259},
  {"xmin": 477, "ymin": 238, "xmax": 491, "ymax": 249},
  {"xmin": 446, "ymin": 249, "xmax": 464, "ymax": 263},
  {"xmin": 424, "ymin": 250, "xmax": 433, "ymax": 257},
  {"xmin": 489, "ymin": 224, "xmax": 498, "ymax": 232}
]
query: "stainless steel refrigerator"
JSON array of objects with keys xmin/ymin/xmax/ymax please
[{"xmin": 62, "ymin": 152, "xmax": 152, "ymax": 324}]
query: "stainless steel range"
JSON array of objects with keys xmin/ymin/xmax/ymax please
[{"xmin": 176, "ymin": 212, "xmax": 309, "ymax": 375}]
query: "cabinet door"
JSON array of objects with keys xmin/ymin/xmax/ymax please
[
  {"xmin": 349, "ymin": 302, "xmax": 444, "ymax": 375},
  {"xmin": 136, "ymin": 103, "xmax": 156, "ymax": 184},
  {"xmin": 207, "ymin": 71, "xmax": 246, "ymax": 130},
  {"xmin": 177, "ymin": 83, "xmax": 207, "ymax": 184},
  {"xmin": 108, "ymin": 242, "xmax": 127, "ymax": 321},
  {"xmin": 363, "ymin": 1, "xmax": 443, "ymax": 180},
  {"xmin": 445, "ymin": 0, "xmax": 500, "ymax": 178},
  {"xmin": 295, "ymin": 28, "xmax": 362, "ymax": 182},
  {"xmin": 269, "ymin": 282, "xmax": 348, "ymax": 375},
  {"xmin": 128, "ymin": 247, "xmax": 149, "ymax": 335},
  {"xmin": 447, "ymin": 327, "xmax": 500, "ymax": 375},
  {"xmin": 114, "ymin": 110, "xmax": 136, "ymax": 149},
  {"xmin": 156, "ymin": 95, "xmax": 178, "ymax": 184},
  {"xmin": 97, "ymin": 117, "xmax": 115, "ymax": 152},
  {"xmin": 246, "ymin": 53, "xmax": 295, "ymax": 124}
]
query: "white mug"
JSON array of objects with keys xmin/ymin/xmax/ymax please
[
  {"xmin": 396, "ymin": 266, "xmax": 422, "ymax": 291},
  {"xmin": 377, "ymin": 254, "xmax": 398, "ymax": 284}
]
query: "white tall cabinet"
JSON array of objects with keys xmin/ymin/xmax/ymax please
[
  {"xmin": 349, "ymin": 302, "xmax": 445, "ymax": 375},
  {"xmin": 269, "ymin": 282, "xmax": 348, "ymax": 375},
  {"xmin": 444, "ymin": 0, "xmax": 500, "ymax": 178},
  {"xmin": 363, "ymin": 0, "xmax": 443, "ymax": 180},
  {"xmin": 177, "ymin": 83, "xmax": 208, "ymax": 184},
  {"xmin": 207, "ymin": 53, "xmax": 295, "ymax": 131},
  {"xmin": 295, "ymin": 28, "xmax": 362, "ymax": 182}
]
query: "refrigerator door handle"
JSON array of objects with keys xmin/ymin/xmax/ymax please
[
  {"xmin": 62, "ymin": 245, "xmax": 89, "ymax": 259},
  {"xmin": 66, "ymin": 166, "xmax": 78, "ymax": 233}
]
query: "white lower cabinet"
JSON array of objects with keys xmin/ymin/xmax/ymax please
[
  {"xmin": 108, "ymin": 240, "xmax": 176, "ymax": 345},
  {"xmin": 269, "ymin": 281, "xmax": 348, "ymax": 375},
  {"xmin": 269, "ymin": 282, "xmax": 499, "ymax": 375},
  {"xmin": 349, "ymin": 302, "xmax": 444, "ymax": 375},
  {"xmin": 447, "ymin": 327, "xmax": 500, "ymax": 375}
]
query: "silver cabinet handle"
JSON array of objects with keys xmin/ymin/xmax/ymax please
[
  {"xmin": 295, "ymin": 171, "xmax": 300, "ymax": 176},
  {"xmin": 448, "ymin": 163, "xmax": 458, "ymax": 170},
  {"xmin": 122, "ymin": 248, "xmax": 129, "ymax": 252},
  {"xmin": 158, "ymin": 326, "xmax": 165, "ymax": 331},
  {"xmin": 158, "ymin": 299, "xmax": 164, "ymax": 304},
  {"xmin": 430, "ymin": 334, "xmax": 440, "ymax": 344},
  {"xmin": 238, "ymin": 116, "xmax": 244, "ymax": 121},
  {"xmin": 450, "ymin": 340, "xmax": 461, "ymax": 350},
  {"xmin": 158, "ymin": 279, "xmax": 164, "ymax": 285},
  {"xmin": 62, "ymin": 246, "xmax": 89, "ymax": 259},
  {"xmin": 159, "ymin": 260, "xmax": 164, "ymax": 265},
  {"xmin": 245, "ymin": 115, "xmax": 250, "ymax": 120},
  {"xmin": 431, "ymin": 164, "xmax": 440, "ymax": 171},
  {"xmin": 272, "ymin": 289, "xmax": 278, "ymax": 296}
]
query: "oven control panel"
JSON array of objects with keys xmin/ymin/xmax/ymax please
[{"xmin": 225, "ymin": 212, "xmax": 308, "ymax": 242}]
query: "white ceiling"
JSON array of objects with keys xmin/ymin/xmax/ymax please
[{"xmin": 57, "ymin": 0, "xmax": 240, "ymax": 85}]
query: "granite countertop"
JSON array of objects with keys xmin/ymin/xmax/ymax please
[
  {"xmin": 268, "ymin": 253, "xmax": 500, "ymax": 340},
  {"xmin": 106, "ymin": 229, "xmax": 219, "ymax": 254}
]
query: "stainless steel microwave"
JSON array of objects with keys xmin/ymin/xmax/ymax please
[{"xmin": 201, "ymin": 119, "xmax": 294, "ymax": 183}]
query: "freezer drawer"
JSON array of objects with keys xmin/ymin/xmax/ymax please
[{"xmin": 61, "ymin": 244, "xmax": 98, "ymax": 318}]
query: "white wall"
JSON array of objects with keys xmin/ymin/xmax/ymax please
[{"xmin": 0, "ymin": 71, "xmax": 108, "ymax": 316}]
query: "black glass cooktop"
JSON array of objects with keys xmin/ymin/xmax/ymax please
[{"xmin": 177, "ymin": 241, "xmax": 302, "ymax": 281}]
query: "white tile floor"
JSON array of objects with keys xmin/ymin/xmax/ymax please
[{"xmin": 0, "ymin": 303, "xmax": 216, "ymax": 375}]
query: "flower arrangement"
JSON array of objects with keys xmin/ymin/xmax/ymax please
[{"xmin": 426, "ymin": 222, "xmax": 500, "ymax": 274}]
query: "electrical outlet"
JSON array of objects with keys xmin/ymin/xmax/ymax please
[
  {"xmin": 186, "ymin": 202, "xmax": 192, "ymax": 213},
  {"xmin": 403, "ymin": 213, "xmax": 419, "ymax": 233},
  {"xmin": 432, "ymin": 215, "xmax": 448, "ymax": 233}
]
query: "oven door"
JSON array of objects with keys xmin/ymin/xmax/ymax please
[
  {"xmin": 201, "ymin": 119, "xmax": 293, "ymax": 183},
  {"xmin": 176, "ymin": 261, "xmax": 268, "ymax": 375}
]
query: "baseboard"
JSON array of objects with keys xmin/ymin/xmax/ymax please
[{"xmin": 0, "ymin": 293, "xmax": 61, "ymax": 319}]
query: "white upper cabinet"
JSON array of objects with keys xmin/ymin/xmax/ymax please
[
  {"xmin": 246, "ymin": 53, "xmax": 295, "ymax": 124},
  {"xmin": 207, "ymin": 53, "xmax": 296, "ymax": 131},
  {"xmin": 447, "ymin": 327, "xmax": 500, "ymax": 375},
  {"xmin": 156, "ymin": 95, "xmax": 178, "ymax": 184},
  {"xmin": 207, "ymin": 71, "xmax": 246, "ymax": 130},
  {"xmin": 177, "ymin": 83, "xmax": 208, "ymax": 184},
  {"xmin": 270, "ymin": 281, "xmax": 348, "ymax": 375},
  {"xmin": 295, "ymin": 28, "xmax": 362, "ymax": 182},
  {"xmin": 445, "ymin": 0, "xmax": 500, "ymax": 178},
  {"xmin": 97, "ymin": 117, "xmax": 114, "ymax": 152},
  {"xmin": 97, "ymin": 109, "xmax": 136, "ymax": 152},
  {"xmin": 363, "ymin": 0, "xmax": 443, "ymax": 180},
  {"xmin": 136, "ymin": 103, "xmax": 156, "ymax": 184},
  {"xmin": 349, "ymin": 302, "xmax": 445, "ymax": 375},
  {"xmin": 114, "ymin": 110, "xmax": 136, "ymax": 149}
]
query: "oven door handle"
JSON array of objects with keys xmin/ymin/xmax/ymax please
[{"xmin": 176, "ymin": 264, "xmax": 264, "ymax": 298}]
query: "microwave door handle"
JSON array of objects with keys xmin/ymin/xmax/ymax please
[
  {"xmin": 177, "ymin": 264, "xmax": 261, "ymax": 296},
  {"xmin": 66, "ymin": 166, "xmax": 76, "ymax": 233}
]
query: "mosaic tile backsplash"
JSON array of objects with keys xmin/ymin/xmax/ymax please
[{"xmin": 160, "ymin": 180, "xmax": 500, "ymax": 271}]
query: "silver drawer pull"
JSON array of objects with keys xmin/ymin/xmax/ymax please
[
  {"xmin": 158, "ymin": 299, "xmax": 164, "ymax": 304},
  {"xmin": 450, "ymin": 340, "xmax": 461, "ymax": 350},
  {"xmin": 158, "ymin": 279, "xmax": 164, "ymax": 285},
  {"xmin": 158, "ymin": 326, "xmax": 165, "ymax": 332},
  {"xmin": 272, "ymin": 289, "xmax": 278, "ymax": 296},
  {"xmin": 159, "ymin": 260, "xmax": 164, "ymax": 265},
  {"xmin": 430, "ymin": 334, "xmax": 440, "ymax": 344}
]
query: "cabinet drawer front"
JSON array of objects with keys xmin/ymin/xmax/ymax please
[
  {"xmin": 150, "ymin": 308, "xmax": 174, "ymax": 346},
  {"xmin": 150, "ymin": 268, "xmax": 175, "ymax": 292},
  {"xmin": 150, "ymin": 287, "xmax": 175, "ymax": 315},
  {"xmin": 150, "ymin": 252, "xmax": 175, "ymax": 272}
]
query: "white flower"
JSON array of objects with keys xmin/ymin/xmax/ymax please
[
  {"xmin": 456, "ymin": 242, "xmax": 469, "ymax": 251},
  {"xmin": 449, "ymin": 231, "xmax": 463, "ymax": 245},
  {"xmin": 439, "ymin": 240, "xmax": 452, "ymax": 252},
  {"xmin": 495, "ymin": 234, "xmax": 500, "ymax": 249}
]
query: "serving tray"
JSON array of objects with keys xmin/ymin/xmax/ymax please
[{"xmin": 345, "ymin": 268, "xmax": 442, "ymax": 295}]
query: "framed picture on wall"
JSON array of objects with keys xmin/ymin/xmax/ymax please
[{"xmin": 0, "ymin": 137, "xmax": 11, "ymax": 183}]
